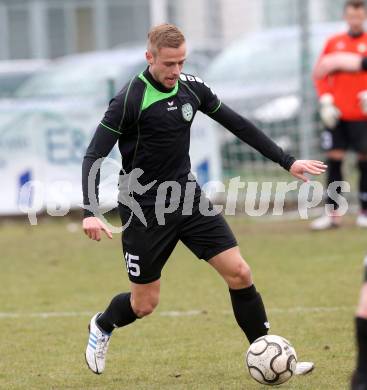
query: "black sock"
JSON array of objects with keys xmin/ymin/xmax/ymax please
[
  {"xmin": 326, "ymin": 159, "xmax": 343, "ymax": 210},
  {"xmin": 356, "ymin": 317, "xmax": 367, "ymax": 375},
  {"xmin": 97, "ymin": 292, "xmax": 138, "ymax": 334},
  {"xmin": 358, "ymin": 161, "xmax": 367, "ymax": 211},
  {"xmin": 229, "ymin": 284, "xmax": 269, "ymax": 344}
]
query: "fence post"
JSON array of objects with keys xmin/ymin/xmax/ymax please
[
  {"xmin": 298, "ymin": 0, "xmax": 314, "ymax": 159},
  {"xmin": 107, "ymin": 78, "xmax": 115, "ymax": 102},
  {"xmin": 149, "ymin": 0, "xmax": 168, "ymax": 26}
]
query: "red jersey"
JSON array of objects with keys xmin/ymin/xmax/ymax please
[{"xmin": 314, "ymin": 31, "xmax": 367, "ymax": 120}]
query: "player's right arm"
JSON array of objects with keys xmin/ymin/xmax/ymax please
[
  {"xmin": 82, "ymin": 120, "xmax": 118, "ymax": 241},
  {"xmin": 82, "ymin": 80, "xmax": 136, "ymax": 241}
]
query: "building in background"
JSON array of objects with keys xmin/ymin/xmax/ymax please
[
  {"xmin": 0, "ymin": 0, "xmax": 151, "ymax": 60},
  {"xmin": 0, "ymin": 0, "xmax": 347, "ymax": 60}
]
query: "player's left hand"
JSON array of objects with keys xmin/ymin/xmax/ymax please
[{"xmin": 289, "ymin": 160, "xmax": 327, "ymax": 182}]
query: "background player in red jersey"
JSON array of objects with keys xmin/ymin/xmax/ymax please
[
  {"xmin": 313, "ymin": 49, "xmax": 367, "ymax": 390},
  {"xmin": 312, "ymin": 0, "xmax": 367, "ymax": 230}
]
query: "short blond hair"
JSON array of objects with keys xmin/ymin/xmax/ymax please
[{"xmin": 147, "ymin": 24, "xmax": 185, "ymax": 55}]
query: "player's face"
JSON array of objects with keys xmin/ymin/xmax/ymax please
[
  {"xmin": 146, "ymin": 43, "xmax": 186, "ymax": 89},
  {"xmin": 344, "ymin": 6, "xmax": 366, "ymax": 34}
]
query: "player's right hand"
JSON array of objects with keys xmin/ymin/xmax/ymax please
[{"xmin": 83, "ymin": 216, "xmax": 113, "ymax": 241}]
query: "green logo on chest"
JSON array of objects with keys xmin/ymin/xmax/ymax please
[{"xmin": 182, "ymin": 103, "xmax": 193, "ymax": 122}]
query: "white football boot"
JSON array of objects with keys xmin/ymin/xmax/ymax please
[
  {"xmin": 85, "ymin": 313, "xmax": 111, "ymax": 374},
  {"xmin": 310, "ymin": 215, "xmax": 341, "ymax": 231},
  {"xmin": 294, "ymin": 361, "xmax": 314, "ymax": 375},
  {"xmin": 356, "ymin": 213, "xmax": 367, "ymax": 228}
]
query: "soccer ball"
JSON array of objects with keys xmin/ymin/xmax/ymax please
[{"xmin": 246, "ymin": 335, "xmax": 297, "ymax": 385}]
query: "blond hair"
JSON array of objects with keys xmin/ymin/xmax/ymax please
[{"xmin": 147, "ymin": 24, "xmax": 185, "ymax": 55}]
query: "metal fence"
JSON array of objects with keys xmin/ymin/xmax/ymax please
[
  {"xmin": 0, "ymin": 0, "xmax": 347, "ymax": 59},
  {"xmin": 0, "ymin": 0, "xmax": 361, "ymax": 210}
]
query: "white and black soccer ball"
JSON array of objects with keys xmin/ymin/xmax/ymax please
[{"xmin": 246, "ymin": 335, "xmax": 297, "ymax": 386}]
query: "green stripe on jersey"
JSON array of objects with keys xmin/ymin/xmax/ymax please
[
  {"xmin": 209, "ymin": 101, "xmax": 222, "ymax": 114},
  {"xmin": 138, "ymin": 73, "xmax": 178, "ymax": 111},
  {"xmin": 100, "ymin": 121, "xmax": 122, "ymax": 135}
]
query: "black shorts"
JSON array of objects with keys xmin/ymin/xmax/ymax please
[
  {"xmin": 118, "ymin": 196, "xmax": 237, "ymax": 284},
  {"xmin": 321, "ymin": 120, "xmax": 367, "ymax": 153}
]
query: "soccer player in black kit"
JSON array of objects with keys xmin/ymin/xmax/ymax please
[{"xmin": 82, "ymin": 24, "xmax": 325, "ymax": 376}]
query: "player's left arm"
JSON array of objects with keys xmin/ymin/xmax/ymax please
[
  {"xmin": 191, "ymin": 77, "xmax": 327, "ymax": 181},
  {"xmin": 209, "ymin": 103, "xmax": 327, "ymax": 181}
]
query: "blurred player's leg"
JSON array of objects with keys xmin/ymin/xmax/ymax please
[
  {"xmin": 357, "ymin": 159, "xmax": 367, "ymax": 227},
  {"xmin": 352, "ymin": 256, "xmax": 367, "ymax": 390},
  {"xmin": 311, "ymin": 146, "xmax": 346, "ymax": 230},
  {"xmin": 311, "ymin": 158, "xmax": 343, "ymax": 229},
  {"xmin": 346, "ymin": 122, "xmax": 367, "ymax": 227},
  {"xmin": 326, "ymin": 158, "xmax": 344, "ymax": 210}
]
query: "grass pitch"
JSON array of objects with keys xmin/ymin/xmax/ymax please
[{"xmin": 0, "ymin": 215, "xmax": 365, "ymax": 389}]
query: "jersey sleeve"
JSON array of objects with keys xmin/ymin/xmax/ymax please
[
  {"xmin": 82, "ymin": 78, "xmax": 138, "ymax": 217},
  {"xmin": 209, "ymin": 103, "xmax": 296, "ymax": 171},
  {"xmin": 101, "ymin": 79, "xmax": 137, "ymax": 134},
  {"xmin": 180, "ymin": 74, "xmax": 221, "ymax": 114},
  {"xmin": 197, "ymin": 79, "xmax": 222, "ymax": 114}
]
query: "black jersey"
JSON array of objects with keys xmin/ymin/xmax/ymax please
[
  {"xmin": 105, "ymin": 69, "xmax": 220, "ymax": 192},
  {"xmin": 82, "ymin": 67, "xmax": 296, "ymax": 217}
]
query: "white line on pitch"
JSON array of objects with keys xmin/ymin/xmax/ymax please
[
  {"xmin": 269, "ymin": 306, "xmax": 354, "ymax": 314},
  {"xmin": 0, "ymin": 311, "xmax": 94, "ymax": 319},
  {"xmin": 0, "ymin": 306, "xmax": 354, "ymax": 320}
]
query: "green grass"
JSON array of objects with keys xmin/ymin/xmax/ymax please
[{"xmin": 0, "ymin": 215, "xmax": 365, "ymax": 389}]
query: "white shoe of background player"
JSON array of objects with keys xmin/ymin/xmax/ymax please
[
  {"xmin": 310, "ymin": 214, "xmax": 341, "ymax": 230},
  {"xmin": 356, "ymin": 213, "xmax": 367, "ymax": 228}
]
